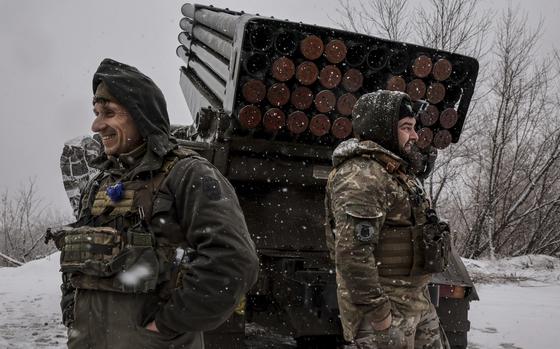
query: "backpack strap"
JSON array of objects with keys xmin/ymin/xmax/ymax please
[
  {"xmin": 140, "ymin": 146, "xmax": 200, "ymax": 224},
  {"xmin": 370, "ymin": 152, "xmax": 402, "ymax": 175},
  {"xmin": 365, "ymin": 152, "xmax": 426, "ymax": 207}
]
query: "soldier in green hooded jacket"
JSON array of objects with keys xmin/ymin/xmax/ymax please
[
  {"xmin": 54, "ymin": 58, "xmax": 259, "ymax": 349},
  {"xmin": 325, "ymin": 90, "xmax": 450, "ymax": 349}
]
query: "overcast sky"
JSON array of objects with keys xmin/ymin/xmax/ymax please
[{"xmin": 1, "ymin": 0, "xmax": 558, "ymax": 215}]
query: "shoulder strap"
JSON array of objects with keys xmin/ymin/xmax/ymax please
[
  {"xmin": 366, "ymin": 153, "xmax": 430, "ymax": 227},
  {"xmin": 159, "ymin": 145, "xmax": 200, "ymax": 176},
  {"xmin": 365, "ymin": 152, "xmax": 402, "ymax": 175},
  {"xmin": 365, "ymin": 152, "xmax": 420, "ymax": 197},
  {"xmin": 141, "ymin": 146, "xmax": 200, "ymax": 224},
  {"xmin": 171, "ymin": 146, "xmax": 200, "ymax": 160},
  {"xmin": 327, "ymin": 166, "xmax": 338, "ymax": 184},
  {"xmin": 77, "ymin": 171, "xmax": 110, "ymax": 223}
]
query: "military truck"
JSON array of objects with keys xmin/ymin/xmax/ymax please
[
  {"xmin": 60, "ymin": 3, "xmax": 479, "ymax": 348},
  {"xmin": 174, "ymin": 3, "xmax": 479, "ymax": 349}
]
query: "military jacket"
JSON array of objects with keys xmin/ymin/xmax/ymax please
[
  {"xmin": 62, "ymin": 144, "xmax": 259, "ymax": 348},
  {"xmin": 325, "ymin": 139, "xmax": 432, "ymax": 341}
]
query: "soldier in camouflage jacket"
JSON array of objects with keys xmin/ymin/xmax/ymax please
[{"xmin": 325, "ymin": 90, "xmax": 449, "ymax": 349}]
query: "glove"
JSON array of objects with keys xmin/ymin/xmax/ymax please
[{"xmin": 356, "ymin": 313, "xmax": 409, "ymax": 349}]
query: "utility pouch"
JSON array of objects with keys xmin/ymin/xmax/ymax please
[
  {"xmin": 422, "ymin": 221, "xmax": 451, "ymax": 273},
  {"xmin": 112, "ymin": 229, "xmax": 160, "ymax": 293},
  {"xmin": 62, "ymin": 226, "xmax": 162, "ymax": 293},
  {"xmin": 60, "ymin": 226, "xmax": 123, "ymax": 276}
]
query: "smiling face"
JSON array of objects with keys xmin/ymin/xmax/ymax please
[
  {"xmin": 397, "ymin": 116, "xmax": 419, "ymax": 155},
  {"xmin": 91, "ymin": 100, "xmax": 143, "ymax": 156}
]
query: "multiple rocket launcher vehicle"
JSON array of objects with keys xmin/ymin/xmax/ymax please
[{"xmin": 175, "ymin": 3, "xmax": 479, "ymax": 348}]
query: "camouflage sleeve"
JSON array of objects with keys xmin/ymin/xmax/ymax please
[
  {"xmin": 329, "ymin": 160, "xmax": 392, "ymax": 323},
  {"xmin": 324, "ymin": 174, "xmax": 336, "ymax": 262},
  {"xmin": 154, "ymin": 157, "xmax": 259, "ymax": 335}
]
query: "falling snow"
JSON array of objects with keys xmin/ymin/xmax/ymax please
[{"xmin": 116, "ymin": 263, "xmax": 153, "ymax": 287}]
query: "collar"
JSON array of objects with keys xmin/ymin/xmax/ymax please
[
  {"xmin": 115, "ymin": 143, "xmax": 147, "ymax": 169},
  {"xmin": 332, "ymin": 138, "xmax": 409, "ymax": 171},
  {"xmin": 91, "ymin": 142, "xmax": 171, "ymax": 179}
]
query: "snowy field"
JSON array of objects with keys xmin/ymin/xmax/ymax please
[
  {"xmin": 466, "ymin": 256, "xmax": 560, "ymax": 349},
  {"xmin": 1, "ymin": 253, "xmax": 559, "ymax": 349},
  {"xmin": 0, "ymin": 254, "xmax": 66, "ymax": 348}
]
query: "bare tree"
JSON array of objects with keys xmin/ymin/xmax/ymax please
[
  {"xmin": 414, "ymin": 0, "xmax": 491, "ymax": 58},
  {"xmin": 331, "ymin": 0, "xmax": 411, "ymax": 41},
  {"xmin": 427, "ymin": 133, "xmax": 474, "ymax": 209},
  {"xmin": 410, "ymin": 0, "xmax": 491, "ymax": 213},
  {"xmin": 0, "ymin": 179, "xmax": 67, "ymax": 266},
  {"xmin": 331, "ymin": 0, "xmax": 491, "ymax": 56},
  {"xmin": 456, "ymin": 7, "xmax": 560, "ymax": 258}
]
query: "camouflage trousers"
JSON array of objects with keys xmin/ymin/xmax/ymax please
[{"xmin": 353, "ymin": 301, "xmax": 449, "ymax": 349}]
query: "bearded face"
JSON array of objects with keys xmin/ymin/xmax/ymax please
[{"xmin": 397, "ymin": 116, "xmax": 419, "ymax": 155}]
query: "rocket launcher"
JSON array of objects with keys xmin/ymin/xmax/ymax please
[{"xmin": 176, "ymin": 3, "xmax": 478, "ymax": 149}]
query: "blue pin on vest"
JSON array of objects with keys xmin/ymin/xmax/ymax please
[{"xmin": 106, "ymin": 182, "xmax": 125, "ymax": 202}]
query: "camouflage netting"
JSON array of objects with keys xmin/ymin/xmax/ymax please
[{"xmin": 60, "ymin": 135, "xmax": 101, "ymax": 216}]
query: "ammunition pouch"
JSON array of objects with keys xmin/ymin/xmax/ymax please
[
  {"xmin": 60, "ymin": 226, "xmax": 161, "ymax": 293},
  {"xmin": 421, "ymin": 221, "xmax": 451, "ymax": 273},
  {"xmin": 60, "ymin": 226, "xmax": 123, "ymax": 276},
  {"xmin": 114, "ymin": 229, "xmax": 161, "ymax": 293}
]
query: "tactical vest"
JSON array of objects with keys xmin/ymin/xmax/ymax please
[
  {"xmin": 61, "ymin": 147, "xmax": 198, "ymax": 293},
  {"xmin": 364, "ymin": 152, "xmax": 432, "ymax": 277}
]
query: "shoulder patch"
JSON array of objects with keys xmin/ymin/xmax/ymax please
[
  {"xmin": 201, "ymin": 175, "xmax": 221, "ymax": 201},
  {"xmin": 355, "ymin": 221, "xmax": 378, "ymax": 243}
]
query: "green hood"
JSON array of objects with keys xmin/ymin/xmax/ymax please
[
  {"xmin": 91, "ymin": 58, "xmax": 176, "ymax": 176},
  {"xmin": 351, "ymin": 90, "xmax": 410, "ymax": 155},
  {"xmin": 92, "ymin": 58, "xmax": 175, "ymax": 158}
]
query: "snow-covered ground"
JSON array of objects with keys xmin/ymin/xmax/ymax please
[
  {"xmin": 1, "ymin": 254, "xmax": 559, "ymax": 349},
  {"xmin": 0, "ymin": 254, "xmax": 66, "ymax": 348},
  {"xmin": 466, "ymin": 256, "xmax": 560, "ymax": 349}
]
